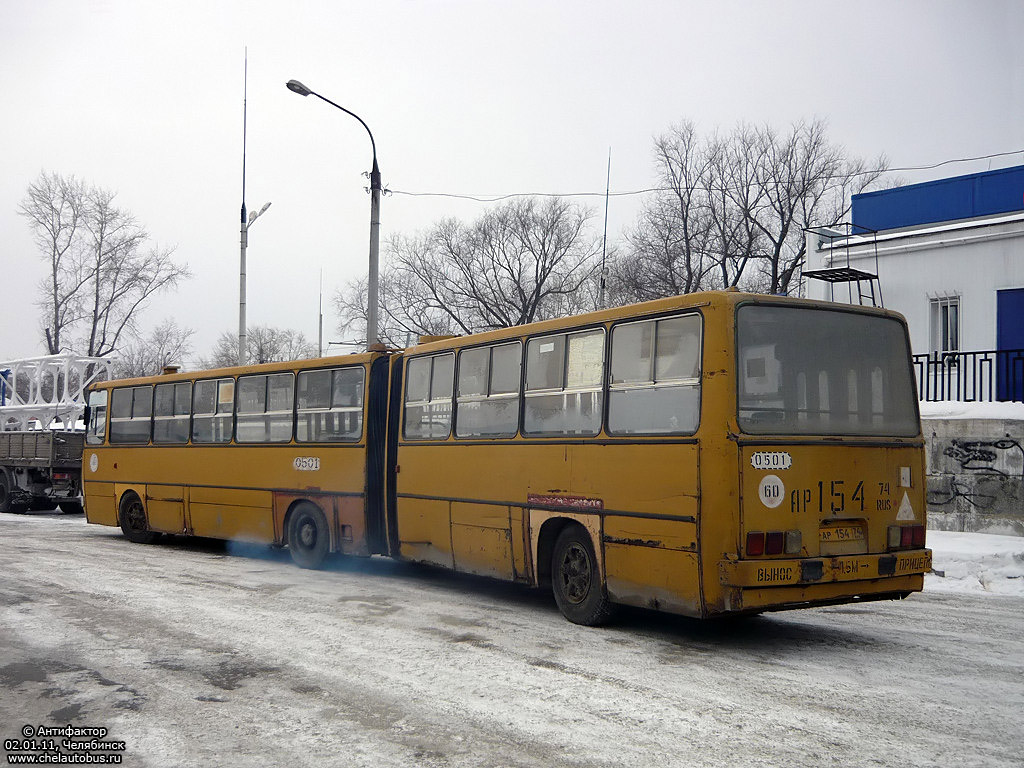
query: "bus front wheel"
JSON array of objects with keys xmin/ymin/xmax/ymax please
[
  {"xmin": 288, "ymin": 503, "xmax": 329, "ymax": 569},
  {"xmin": 551, "ymin": 525, "xmax": 615, "ymax": 626},
  {"xmin": 119, "ymin": 493, "xmax": 158, "ymax": 544}
]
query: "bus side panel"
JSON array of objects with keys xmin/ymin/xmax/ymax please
[
  {"xmin": 604, "ymin": 546, "xmax": 702, "ymax": 617},
  {"xmin": 603, "ymin": 515, "xmax": 701, "ymax": 616},
  {"xmin": 397, "ymin": 497, "xmax": 455, "ymax": 568},
  {"xmin": 451, "ymin": 502, "xmax": 514, "ymax": 580},
  {"xmin": 189, "ymin": 487, "xmax": 274, "ymax": 544},
  {"xmin": 83, "ymin": 481, "xmax": 117, "ymax": 526},
  {"xmin": 569, "ymin": 442, "xmax": 702, "ymax": 611},
  {"xmin": 398, "ymin": 443, "xmax": 572, "ymax": 578},
  {"xmin": 146, "ymin": 484, "xmax": 185, "ymax": 534},
  {"xmin": 568, "ymin": 443, "xmax": 700, "ymax": 520}
]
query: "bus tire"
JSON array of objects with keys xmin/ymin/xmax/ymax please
[
  {"xmin": 551, "ymin": 524, "xmax": 615, "ymax": 626},
  {"xmin": 0, "ymin": 469, "xmax": 26, "ymax": 514},
  {"xmin": 119, "ymin": 493, "xmax": 158, "ymax": 544},
  {"xmin": 288, "ymin": 503, "xmax": 330, "ymax": 569}
]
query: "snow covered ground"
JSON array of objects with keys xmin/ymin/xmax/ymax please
[
  {"xmin": 925, "ymin": 529, "xmax": 1024, "ymax": 596},
  {"xmin": 919, "ymin": 399, "xmax": 1024, "ymax": 420},
  {"xmin": 2, "ymin": 515, "xmax": 1023, "ymax": 768}
]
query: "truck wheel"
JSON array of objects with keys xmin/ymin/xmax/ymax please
[
  {"xmin": 30, "ymin": 499, "xmax": 58, "ymax": 512},
  {"xmin": 0, "ymin": 470, "xmax": 26, "ymax": 514},
  {"xmin": 118, "ymin": 493, "xmax": 158, "ymax": 544},
  {"xmin": 551, "ymin": 524, "xmax": 616, "ymax": 626},
  {"xmin": 60, "ymin": 502, "xmax": 84, "ymax": 515}
]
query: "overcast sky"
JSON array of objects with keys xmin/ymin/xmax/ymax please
[{"xmin": 2, "ymin": 0, "xmax": 1022, "ymax": 365}]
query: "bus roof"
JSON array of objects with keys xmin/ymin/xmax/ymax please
[
  {"xmin": 92, "ymin": 291, "xmax": 909, "ymax": 388},
  {"xmin": 406, "ymin": 290, "xmax": 908, "ymax": 355},
  {"xmin": 91, "ymin": 350, "xmax": 383, "ymax": 390}
]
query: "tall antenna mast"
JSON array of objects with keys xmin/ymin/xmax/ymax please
[
  {"xmin": 599, "ymin": 147, "xmax": 611, "ymax": 309},
  {"xmin": 318, "ymin": 269, "xmax": 324, "ymax": 357},
  {"xmin": 238, "ymin": 47, "xmax": 248, "ymax": 365}
]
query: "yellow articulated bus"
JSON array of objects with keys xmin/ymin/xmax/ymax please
[{"xmin": 82, "ymin": 291, "xmax": 931, "ymax": 624}]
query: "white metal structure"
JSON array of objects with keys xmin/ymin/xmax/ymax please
[
  {"xmin": 804, "ymin": 213, "xmax": 1024, "ymax": 356},
  {"xmin": 0, "ymin": 354, "xmax": 113, "ymax": 431}
]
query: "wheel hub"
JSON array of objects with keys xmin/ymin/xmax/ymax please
[
  {"xmin": 299, "ymin": 520, "xmax": 316, "ymax": 548},
  {"xmin": 560, "ymin": 543, "xmax": 592, "ymax": 604}
]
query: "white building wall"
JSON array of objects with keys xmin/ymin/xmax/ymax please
[{"xmin": 805, "ymin": 214, "xmax": 1024, "ymax": 356}]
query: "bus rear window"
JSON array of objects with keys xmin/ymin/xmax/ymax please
[{"xmin": 736, "ymin": 305, "xmax": 919, "ymax": 437}]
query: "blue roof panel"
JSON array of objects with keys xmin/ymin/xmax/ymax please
[{"xmin": 852, "ymin": 164, "xmax": 1024, "ymax": 232}]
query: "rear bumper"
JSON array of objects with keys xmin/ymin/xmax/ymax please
[{"xmin": 719, "ymin": 548, "xmax": 932, "ymax": 588}]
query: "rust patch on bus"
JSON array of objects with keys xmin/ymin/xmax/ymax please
[
  {"xmin": 602, "ymin": 535, "xmax": 663, "ymax": 549},
  {"xmin": 527, "ymin": 493, "xmax": 603, "ymax": 511}
]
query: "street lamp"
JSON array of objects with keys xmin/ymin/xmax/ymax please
[
  {"xmin": 286, "ymin": 79, "xmax": 382, "ymax": 350},
  {"xmin": 239, "ymin": 201, "xmax": 272, "ymax": 365}
]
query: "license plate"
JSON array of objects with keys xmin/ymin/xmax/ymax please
[{"xmin": 820, "ymin": 525, "xmax": 864, "ymax": 543}]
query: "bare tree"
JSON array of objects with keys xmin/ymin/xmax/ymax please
[
  {"xmin": 19, "ymin": 171, "xmax": 191, "ymax": 356},
  {"xmin": 113, "ymin": 319, "xmax": 195, "ymax": 379},
  {"xmin": 617, "ymin": 119, "xmax": 888, "ymax": 299},
  {"xmin": 200, "ymin": 326, "xmax": 318, "ymax": 369},
  {"xmin": 335, "ymin": 197, "xmax": 601, "ymax": 345},
  {"xmin": 611, "ymin": 123, "xmax": 720, "ymax": 303},
  {"xmin": 18, "ymin": 172, "xmax": 89, "ymax": 353}
]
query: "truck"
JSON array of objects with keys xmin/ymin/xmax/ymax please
[
  {"xmin": 0, "ymin": 354, "xmax": 113, "ymax": 515},
  {"xmin": 0, "ymin": 430, "xmax": 84, "ymax": 513}
]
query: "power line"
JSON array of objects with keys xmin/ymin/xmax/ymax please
[{"xmin": 388, "ymin": 147, "xmax": 1024, "ymax": 203}]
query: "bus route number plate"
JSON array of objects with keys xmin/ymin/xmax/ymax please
[
  {"xmin": 293, "ymin": 457, "xmax": 321, "ymax": 472},
  {"xmin": 751, "ymin": 451, "xmax": 792, "ymax": 470}
]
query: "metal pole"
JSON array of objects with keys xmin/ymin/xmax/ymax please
[
  {"xmin": 285, "ymin": 81, "xmax": 381, "ymax": 351},
  {"xmin": 367, "ymin": 158, "xmax": 381, "ymax": 349},
  {"xmin": 239, "ymin": 213, "xmax": 248, "ymax": 365}
]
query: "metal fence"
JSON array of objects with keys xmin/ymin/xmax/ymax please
[{"xmin": 913, "ymin": 349, "xmax": 1024, "ymax": 402}]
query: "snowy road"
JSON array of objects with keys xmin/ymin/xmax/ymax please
[{"xmin": 1, "ymin": 514, "xmax": 1021, "ymax": 768}]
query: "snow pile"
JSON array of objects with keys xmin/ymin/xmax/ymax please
[
  {"xmin": 919, "ymin": 400, "xmax": 1024, "ymax": 420},
  {"xmin": 925, "ymin": 530, "xmax": 1024, "ymax": 596}
]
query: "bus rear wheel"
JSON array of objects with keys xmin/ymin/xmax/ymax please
[
  {"xmin": 551, "ymin": 525, "xmax": 615, "ymax": 626},
  {"xmin": 288, "ymin": 503, "xmax": 329, "ymax": 569},
  {"xmin": 119, "ymin": 493, "xmax": 158, "ymax": 544}
]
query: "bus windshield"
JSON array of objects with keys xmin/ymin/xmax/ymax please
[{"xmin": 736, "ymin": 305, "xmax": 919, "ymax": 437}]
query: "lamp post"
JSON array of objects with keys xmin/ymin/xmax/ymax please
[
  {"xmin": 239, "ymin": 201, "xmax": 272, "ymax": 365},
  {"xmin": 286, "ymin": 79, "xmax": 381, "ymax": 350}
]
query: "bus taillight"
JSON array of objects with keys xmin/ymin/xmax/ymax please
[
  {"xmin": 746, "ymin": 532, "xmax": 765, "ymax": 556},
  {"xmin": 888, "ymin": 524, "xmax": 925, "ymax": 550},
  {"xmin": 746, "ymin": 529, "xmax": 802, "ymax": 557}
]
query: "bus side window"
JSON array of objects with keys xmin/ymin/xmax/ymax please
[
  {"xmin": 404, "ymin": 353, "xmax": 454, "ymax": 440},
  {"xmin": 192, "ymin": 378, "xmax": 233, "ymax": 443},
  {"xmin": 524, "ymin": 329, "xmax": 603, "ymax": 436},
  {"xmin": 85, "ymin": 390, "xmax": 108, "ymax": 445},
  {"xmin": 296, "ymin": 367, "xmax": 364, "ymax": 442},
  {"xmin": 236, "ymin": 373, "xmax": 294, "ymax": 443},
  {"xmin": 608, "ymin": 314, "xmax": 701, "ymax": 435},
  {"xmin": 456, "ymin": 341, "xmax": 521, "ymax": 438},
  {"xmin": 153, "ymin": 382, "xmax": 191, "ymax": 444},
  {"xmin": 109, "ymin": 386, "xmax": 153, "ymax": 444}
]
